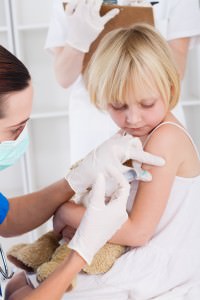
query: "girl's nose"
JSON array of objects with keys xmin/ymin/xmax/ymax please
[{"xmin": 126, "ymin": 108, "xmax": 141, "ymax": 125}]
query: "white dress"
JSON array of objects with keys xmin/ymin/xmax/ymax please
[
  {"xmin": 27, "ymin": 122, "xmax": 200, "ymax": 299},
  {"xmin": 62, "ymin": 122, "xmax": 200, "ymax": 300},
  {"xmin": 45, "ymin": 0, "xmax": 200, "ymax": 164}
]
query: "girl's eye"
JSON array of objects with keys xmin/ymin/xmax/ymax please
[
  {"xmin": 140, "ymin": 102, "xmax": 155, "ymax": 109},
  {"xmin": 111, "ymin": 103, "xmax": 128, "ymax": 111}
]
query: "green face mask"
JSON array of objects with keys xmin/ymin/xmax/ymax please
[{"xmin": 0, "ymin": 127, "xmax": 29, "ymax": 171}]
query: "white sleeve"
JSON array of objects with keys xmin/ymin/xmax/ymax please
[
  {"xmin": 154, "ymin": 0, "xmax": 200, "ymax": 47},
  {"xmin": 44, "ymin": 0, "xmax": 69, "ymax": 53},
  {"xmin": 167, "ymin": 0, "xmax": 200, "ymax": 42}
]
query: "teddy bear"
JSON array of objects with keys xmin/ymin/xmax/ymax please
[
  {"xmin": 7, "ymin": 150, "xmax": 147, "ymax": 291},
  {"xmin": 7, "ymin": 176, "xmax": 130, "ymax": 288},
  {"xmin": 7, "ymin": 165, "xmax": 134, "ymax": 290},
  {"xmin": 7, "ymin": 230, "xmax": 125, "ymax": 291}
]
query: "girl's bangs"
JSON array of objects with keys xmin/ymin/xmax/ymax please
[{"xmin": 104, "ymin": 60, "xmax": 168, "ymax": 107}]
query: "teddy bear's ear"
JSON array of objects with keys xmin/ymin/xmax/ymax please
[
  {"xmin": 7, "ymin": 244, "xmax": 35, "ymax": 272},
  {"xmin": 7, "ymin": 231, "xmax": 60, "ymax": 272},
  {"xmin": 7, "ymin": 254, "xmax": 34, "ymax": 272}
]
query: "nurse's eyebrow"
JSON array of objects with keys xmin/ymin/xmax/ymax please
[{"xmin": 9, "ymin": 118, "xmax": 30, "ymax": 128}]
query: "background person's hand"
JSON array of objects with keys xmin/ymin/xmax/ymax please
[
  {"xmin": 63, "ymin": 0, "xmax": 120, "ymax": 52},
  {"xmin": 65, "ymin": 132, "xmax": 165, "ymax": 194},
  {"xmin": 68, "ymin": 170, "xmax": 130, "ymax": 264}
]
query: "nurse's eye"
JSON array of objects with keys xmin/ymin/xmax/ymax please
[{"xmin": 11, "ymin": 125, "xmax": 25, "ymax": 137}]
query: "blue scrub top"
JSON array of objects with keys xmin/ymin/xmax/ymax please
[
  {"xmin": 0, "ymin": 193, "xmax": 9, "ymax": 224},
  {"xmin": 0, "ymin": 193, "xmax": 9, "ymax": 296}
]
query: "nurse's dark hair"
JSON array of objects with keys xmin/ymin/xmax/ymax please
[{"xmin": 0, "ymin": 45, "xmax": 31, "ymax": 118}]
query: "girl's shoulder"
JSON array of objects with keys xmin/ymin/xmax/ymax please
[{"xmin": 144, "ymin": 121, "xmax": 200, "ymax": 178}]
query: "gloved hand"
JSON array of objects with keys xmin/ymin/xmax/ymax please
[
  {"xmin": 63, "ymin": 0, "xmax": 120, "ymax": 52},
  {"xmin": 68, "ymin": 170, "xmax": 130, "ymax": 264},
  {"xmin": 65, "ymin": 132, "xmax": 165, "ymax": 194},
  {"xmin": 124, "ymin": 137, "xmax": 152, "ymax": 182}
]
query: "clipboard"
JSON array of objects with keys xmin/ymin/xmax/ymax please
[{"xmin": 82, "ymin": 4, "xmax": 154, "ymax": 71}]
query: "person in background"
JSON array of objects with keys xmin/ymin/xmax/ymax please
[
  {"xmin": 45, "ymin": 0, "xmax": 200, "ymax": 164},
  {"xmin": 0, "ymin": 44, "xmax": 164, "ymax": 299}
]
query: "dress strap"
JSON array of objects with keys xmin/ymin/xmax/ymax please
[{"xmin": 144, "ymin": 121, "xmax": 200, "ymax": 160}]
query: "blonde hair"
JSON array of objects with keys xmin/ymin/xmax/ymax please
[{"xmin": 84, "ymin": 23, "xmax": 180, "ymax": 111}]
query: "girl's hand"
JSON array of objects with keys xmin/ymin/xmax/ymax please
[
  {"xmin": 53, "ymin": 202, "xmax": 85, "ymax": 236},
  {"xmin": 61, "ymin": 225, "xmax": 76, "ymax": 242},
  {"xmin": 63, "ymin": 0, "xmax": 120, "ymax": 52},
  {"xmin": 53, "ymin": 202, "xmax": 72, "ymax": 236}
]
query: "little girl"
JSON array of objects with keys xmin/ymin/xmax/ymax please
[{"xmin": 53, "ymin": 23, "xmax": 200, "ymax": 299}]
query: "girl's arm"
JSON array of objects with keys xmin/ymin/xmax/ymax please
[
  {"xmin": 57, "ymin": 125, "xmax": 187, "ymax": 247},
  {"xmin": 53, "ymin": 124, "xmax": 176, "ymax": 244},
  {"xmin": 0, "ymin": 179, "xmax": 74, "ymax": 237},
  {"xmin": 109, "ymin": 125, "xmax": 187, "ymax": 246}
]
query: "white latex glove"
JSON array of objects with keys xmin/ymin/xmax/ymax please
[
  {"xmin": 124, "ymin": 137, "xmax": 152, "ymax": 182},
  {"xmin": 65, "ymin": 132, "xmax": 165, "ymax": 194},
  {"xmin": 63, "ymin": 0, "xmax": 120, "ymax": 52},
  {"xmin": 68, "ymin": 170, "xmax": 130, "ymax": 264}
]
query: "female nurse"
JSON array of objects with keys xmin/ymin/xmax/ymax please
[{"xmin": 0, "ymin": 44, "xmax": 164, "ymax": 300}]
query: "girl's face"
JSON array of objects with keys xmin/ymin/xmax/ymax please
[
  {"xmin": 0, "ymin": 84, "xmax": 33, "ymax": 142},
  {"xmin": 107, "ymin": 85, "xmax": 167, "ymax": 138}
]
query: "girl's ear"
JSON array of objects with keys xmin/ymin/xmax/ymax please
[{"xmin": 169, "ymin": 84, "xmax": 175, "ymax": 109}]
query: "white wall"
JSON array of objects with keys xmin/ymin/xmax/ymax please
[
  {"xmin": 0, "ymin": 0, "xmax": 200, "ymax": 273},
  {"xmin": 0, "ymin": 0, "xmax": 70, "ymax": 256}
]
